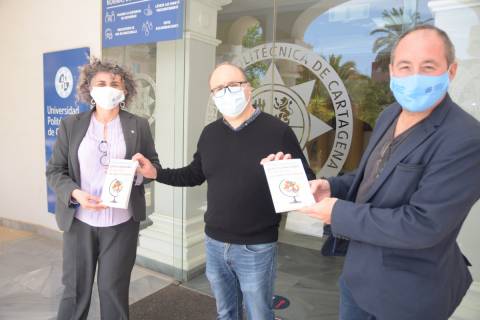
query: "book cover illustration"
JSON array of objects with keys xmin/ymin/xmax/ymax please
[
  {"xmin": 100, "ymin": 159, "xmax": 138, "ymax": 209},
  {"xmin": 263, "ymin": 159, "xmax": 315, "ymax": 213}
]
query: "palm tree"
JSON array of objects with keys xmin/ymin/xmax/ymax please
[
  {"xmin": 242, "ymin": 24, "xmax": 268, "ymax": 88},
  {"xmin": 300, "ymin": 54, "xmax": 362, "ymax": 123},
  {"xmin": 326, "ymin": 54, "xmax": 358, "ymax": 81},
  {"xmin": 370, "ymin": 7, "xmax": 432, "ymax": 71}
]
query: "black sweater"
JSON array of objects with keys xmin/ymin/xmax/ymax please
[{"xmin": 157, "ymin": 112, "xmax": 315, "ymax": 244}]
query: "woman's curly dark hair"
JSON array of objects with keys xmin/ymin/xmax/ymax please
[{"xmin": 77, "ymin": 57, "xmax": 137, "ymax": 107}]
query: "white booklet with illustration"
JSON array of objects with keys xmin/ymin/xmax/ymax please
[
  {"xmin": 263, "ymin": 159, "xmax": 315, "ymax": 213},
  {"xmin": 100, "ymin": 159, "xmax": 138, "ymax": 209}
]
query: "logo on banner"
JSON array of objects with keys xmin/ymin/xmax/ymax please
[
  {"xmin": 142, "ymin": 20, "xmax": 153, "ymax": 36},
  {"xmin": 105, "ymin": 28, "xmax": 114, "ymax": 40},
  {"xmin": 54, "ymin": 66, "xmax": 74, "ymax": 99},
  {"xmin": 105, "ymin": 10, "xmax": 115, "ymax": 23},
  {"xmin": 206, "ymin": 43, "xmax": 353, "ymax": 177},
  {"xmin": 144, "ymin": 4, "xmax": 153, "ymax": 16}
]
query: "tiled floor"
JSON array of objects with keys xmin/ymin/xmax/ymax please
[
  {"xmin": 185, "ymin": 243, "xmax": 343, "ymax": 320},
  {"xmin": 184, "ymin": 242, "xmax": 480, "ymax": 320},
  {"xmin": 0, "ymin": 226, "xmax": 173, "ymax": 320},
  {"xmin": 1, "ymin": 226, "xmax": 479, "ymax": 320}
]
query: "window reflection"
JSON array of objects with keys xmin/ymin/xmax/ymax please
[{"xmin": 301, "ymin": 0, "xmax": 433, "ymax": 172}]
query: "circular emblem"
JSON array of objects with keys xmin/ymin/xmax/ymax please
[
  {"xmin": 54, "ymin": 66, "xmax": 73, "ymax": 99},
  {"xmin": 206, "ymin": 43, "xmax": 353, "ymax": 177},
  {"xmin": 254, "ymin": 83, "xmax": 312, "ymax": 147}
]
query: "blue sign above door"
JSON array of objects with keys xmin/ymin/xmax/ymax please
[{"xmin": 102, "ymin": 0, "xmax": 184, "ymax": 48}]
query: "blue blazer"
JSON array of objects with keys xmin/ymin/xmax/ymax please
[{"xmin": 328, "ymin": 95, "xmax": 480, "ymax": 320}]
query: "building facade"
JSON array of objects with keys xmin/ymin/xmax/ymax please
[{"xmin": 1, "ymin": 0, "xmax": 479, "ymax": 286}]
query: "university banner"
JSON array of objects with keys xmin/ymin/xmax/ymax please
[{"xmin": 43, "ymin": 47, "xmax": 90, "ymax": 213}]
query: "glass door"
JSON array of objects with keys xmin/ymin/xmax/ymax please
[
  {"xmin": 103, "ymin": 44, "xmax": 158, "ymax": 229},
  {"xmin": 208, "ymin": 1, "xmax": 436, "ymax": 319},
  {"xmin": 103, "ymin": 35, "xmax": 187, "ymax": 280}
]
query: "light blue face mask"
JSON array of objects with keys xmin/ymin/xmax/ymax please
[{"xmin": 390, "ymin": 71, "xmax": 450, "ymax": 112}]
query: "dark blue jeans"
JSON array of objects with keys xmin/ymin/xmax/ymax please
[
  {"xmin": 205, "ymin": 235, "xmax": 277, "ymax": 320},
  {"xmin": 339, "ymin": 277, "xmax": 376, "ymax": 320}
]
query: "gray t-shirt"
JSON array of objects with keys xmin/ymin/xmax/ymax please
[{"xmin": 355, "ymin": 117, "xmax": 418, "ymax": 203}]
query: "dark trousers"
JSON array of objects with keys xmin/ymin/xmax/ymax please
[
  {"xmin": 57, "ymin": 218, "xmax": 140, "ymax": 320},
  {"xmin": 339, "ymin": 277, "xmax": 376, "ymax": 320}
]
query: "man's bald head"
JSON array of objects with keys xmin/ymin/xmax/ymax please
[
  {"xmin": 390, "ymin": 25, "xmax": 455, "ymax": 67},
  {"xmin": 209, "ymin": 62, "xmax": 249, "ymax": 91}
]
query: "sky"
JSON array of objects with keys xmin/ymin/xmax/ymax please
[{"xmin": 303, "ymin": 0, "xmax": 433, "ymax": 76}]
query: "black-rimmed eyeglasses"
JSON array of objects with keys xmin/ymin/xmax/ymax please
[
  {"xmin": 211, "ymin": 81, "xmax": 248, "ymax": 98},
  {"xmin": 99, "ymin": 140, "xmax": 109, "ymax": 166}
]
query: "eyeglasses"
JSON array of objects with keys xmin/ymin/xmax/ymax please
[
  {"xmin": 211, "ymin": 81, "xmax": 248, "ymax": 98},
  {"xmin": 99, "ymin": 140, "xmax": 109, "ymax": 166}
]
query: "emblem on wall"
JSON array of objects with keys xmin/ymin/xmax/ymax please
[{"xmin": 206, "ymin": 43, "xmax": 353, "ymax": 178}]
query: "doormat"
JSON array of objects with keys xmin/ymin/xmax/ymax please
[{"xmin": 130, "ymin": 284, "xmax": 217, "ymax": 320}]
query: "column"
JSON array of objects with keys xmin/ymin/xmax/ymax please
[{"xmin": 136, "ymin": 0, "xmax": 232, "ymax": 281}]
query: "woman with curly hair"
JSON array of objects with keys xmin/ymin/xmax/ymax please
[{"xmin": 46, "ymin": 58, "xmax": 160, "ymax": 320}]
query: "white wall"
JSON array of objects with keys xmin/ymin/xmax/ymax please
[{"xmin": 0, "ymin": 0, "xmax": 102, "ymax": 231}]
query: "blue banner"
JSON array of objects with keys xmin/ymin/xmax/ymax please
[
  {"xmin": 102, "ymin": 0, "xmax": 184, "ymax": 48},
  {"xmin": 43, "ymin": 47, "xmax": 90, "ymax": 213}
]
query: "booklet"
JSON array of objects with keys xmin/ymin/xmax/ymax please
[
  {"xmin": 100, "ymin": 159, "xmax": 138, "ymax": 209},
  {"xmin": 262, "ymin": 159, "xmax": 315, "ymax": 213},
  {"xmin": 285, "ymin": 211, "xmax": 324, "ymax": 238}
]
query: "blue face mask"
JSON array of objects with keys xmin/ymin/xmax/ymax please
[{"xmin": 390, "ymin": 72, "xmax": 450, "ymax": 112}]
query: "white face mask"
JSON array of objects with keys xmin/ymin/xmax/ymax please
[
  {"xmin": 213, "ymin": 87, "xmax": 249, "ymax": 118},
  {"xmin": 90, "ymin": 86, "xmax": 125, "ymax": 110}
]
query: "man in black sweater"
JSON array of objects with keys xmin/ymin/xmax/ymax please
[{"xmin": 134, "ymin": 62, "xmax": 314, "ymax": 320}]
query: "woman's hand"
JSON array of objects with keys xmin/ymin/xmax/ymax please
[
  {"xmin": 71, "ymin": 189, "xmax": 107, "ymax": 211},
  {"xmin": 132, "ymin": 153, "xmax": 157, "ymax": 179}
]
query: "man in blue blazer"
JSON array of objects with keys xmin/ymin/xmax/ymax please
[{"xmin": 291, "ymin": 25, "xmax": 480, "ymax": 319}]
